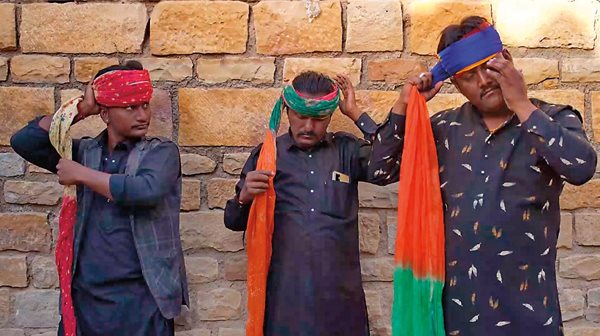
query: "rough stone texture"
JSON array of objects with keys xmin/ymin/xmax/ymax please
[
  {"xmin": 197, "ymin": 58, "xmax": 275, "ymax": 84},
  {"xmin": 361, "ymin": 258, "xmax": 394, "ymax": 282},
  {"xmin": 181, "ymin": 154, "xmax": 217, "ymax": 175},
  {"xmin": 364, "ymin": 290, "xmax": 383, "ymax": 323},
  {"xmin": 224, "ymin": 255, "xmax": 247, "ymax": 281},
  {"xmin": 561, "ymin": 180, "xmax": 600, "ymax": 210},
  {"xmin": 427, "ymin": 93, "xmax": 468, "ymax": 115},
  {"xmin": 359, "ymin": 213, "xmax": 380, "ymax": 254},
  {"xmin": 0, "ymin": 255, "xmax": 27, "ymax": 287},
  {"xmin": 150, "ymin": 1, "xmax": 249, "ymax": 55},
  {"xmin": 562, "ymin": 58, "xmax": 600, "ymax": 82},
  {"xmin": 529, "ymin": 90, "xmax": 585, "ymax": 115},
  {"xmin": 223, "ymin": 153, "xmax": 251, "ymax": 175},
  {"xmin": 185, "ymin": 257, "xmax": 219, "ymax": 284},
  {"xmin": 21, "ymin": 3, "xmax": 147, "ymax": 53},
  {"xmin": 180, "ymin": 211, "xmax": 244, "ymax": 252},
  {"xmin": 283, "ymin": 58, "xmax": 362, "ymax": 86},
  {"xmin": 14, "ymin": 290, "xmax": 59, "ymax": 328},
  {"xmin": 11, "ymin": 55, "xmax": 70, "ymax": 83},
  {"xmin": 575, "ymin": 213, "xmax": 600, "ymax": 246},
  {"xmin": 0, "ymin": 289, "xmax": 9, "ymax": 327},
  {"xmin": 494, "ymin": 0, "xmax": 596, "ymax": 49},
  {"xmin": 4, "ymin": 181, "xmax": 62, "ymax": 206},
  {"xmin": 358, "ymin": 182, "xmax": 397, "ymax": 209},
  {"xmin": 207, "ymin": 178, "xmax": 238, "ymax": 209},
  {"xmin": 254, "ymin": 1, "xmax": 342, "ymax": 55},
  {"xmin": 409, "ymin": 1, "xmax": 491, "ymax": 55},
  {"xmin": 564, "ymin": 327, "xmax": 600, "ymax": 336},
  {"xmin": 181, "ymin": 179, "xmax": 201, "ymax": 211},
  {"xmin": 74, "ymin": 57, "xmax": 119, "ymax": 83},
  {"xmin": 513, "ymin": 58, "xmax": 560, "ymax": 85},
  {"xmin": 179, "ymin": 88, "xmax": 280, "ymax": 146},
  {"xmin": 593, "ymin": 92, "xmax": 600, "ymax": 142},
  {"xmin": 0, "ymin": 153, "xmax": 26, "ymax": 177},
  {"xmin": 0, "ymin": 4, "xmax": 16, "ymax": 50},
  {"xmin": 387, "ymin": 216, "xmax": 397, "ymax": 255},
  {"xmin": 0, "ymin": 330, "xmax": 25, "ymax": 336},
  {"xmin": 559, "ymin": 288, "xmax": 585, "ymax": 321},
  {"xmin": 0, "ymin": 87, "xmax": 54, "ymax": 145},
  {"xmin": 197, "ymin": 288, "xmax": 242, "ymax": 321},
  {"xmin": 0, "ymin": 213, "xmax": 51, "ymax": 252},
  {"xmin": 559, "ymin": 254, "xmax": 600, "ymax": 280},
  {"xmin": 329, "ymin": 90, "xmax": 397, "ymax": 136},
  {"xmin": 368, "ymin": 59, "xmax": 427, "ymax": 84},
  {"xmin": 31, "ymin": 256, "xmax": 59, "ymax": 289},
  {"xmin": 586, "ymin": 287, "xmax": 600, "ymax": 322},
  {"xmin": 0, "ymin": 57, "xmax": 7, "ymax": 80},
  {"xmin": 218, "ymin": 328, "xmax": 245, "ymax": 336},
  {"xmin": 558, "ymin": 213, "xmax": 573, "ymax": 249},
  {"xmin": 133, "ymin": 57, "xmax": 193, "ymax": 81},
  {"xmin": 176, "ymin": 330, "xmax": 211, "ymax": 336},
  {"xmin": 346, "ymin": 0, "xmax": 403, "ymax": 52}
]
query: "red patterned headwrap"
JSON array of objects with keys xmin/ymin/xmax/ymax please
[{"xmin": 93, "ymin": 70, "xmax": 153, "ymax": 107}]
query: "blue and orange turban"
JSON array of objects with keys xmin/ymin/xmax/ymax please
[{"xmin": 430, "ymin": 22, "xmax": 503, "ymax": 85}]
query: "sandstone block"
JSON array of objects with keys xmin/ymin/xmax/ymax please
[
  {"xmin": 559, "ymin": 254, "xmax": 600, "ymax": 280},
  {"xmin": 180, "ymin": 154, "xmax": 216, "ymax": 175},
  {"xmin": 559, "ymin": 288, "xmax": 584, "ymax": 321},
  {"xmin": 223, "ymin": 153, "xmax": 250, "ymax": 175},
  {"xmin": 283, "ymin": 58, "xmax": 361, "ymax": 86},
  {"xmin": 593, "ymin": 92, "xmax": 600, "ymax": 142},
  {"xmin": 575, "ymin": 213, "xmax": 600, "ymax": 246},
  {"xmin": 0, "ymin": 255, "xmax": 27, "ymax": 287},
  {"xmin": 529, "ymin": 90, "xmax": 585, "ymax": 115},
  {"xmin": 557, "ymin": 213, "xmax": 573, "ymax": 249},
  {"xmin": 513, "ymin": 58, "xmax": 559, "ymax": 85},
  {"xmin": 185, "ymin": 256, "xmax": 218, "ymax": 284},
  {"xmin": 0, "ymin": 153, "xmax": 26, "ymax": 177},
  {"xmin": 0, "ymin": 57, "xmax": 7, "ymax": 80},
  {"xmin": 359, "ymin": 213, "xmax": 380, "ymax": 254},
  {"xmin": 181, "ymin": 179, "xmax": 201, "ymax": 211},
  {"xmin": 0, "ymin": 213, "xmax": 51, "ymax": 252},
  {"xmin": 346, "ymin": 0, "xmax": 403, "ymax": 52},
  {"xmin": 32, "ymin": 256, "xmax": 59, "ymax": 289},
  {"xmin": 0, "ymin": 4, "xmax": 16, "ymax": 50},
  {"xmin": 561, "ymin": 180, "xmax": 600, "ymax": 210},
  {"xmin": 0, "ymin": 87, "xmax": 54, "ymax": 145},
  {"xmin": 196, "ymin": 58, "xmax": 275, "ymax": 84},
  {"xmin": 4, "ymin": 181, "xmax": 62, "ymax": 206},
  {"xmin": 368, "ymin": 59, "xmax": 427, "ymax": 84},
  {"xmin": 14, "ymin": 290, "xmax": 59, "ymax": 328},
  {"xmin": 198, "ymin": 288, "xmax": 242, "ymax": 321},
  {"xmin": 74, "ymin": 57, "xmax": 119, "ymax": 83},
  {"xmin": 361, "ymin": 258, "xmax": 394, "ymax": 282},
  {"xmin": 180, "ymin": 211, "xmax": 244, "ymax": 252},
  {"xmin": 11, "ymin": 55, "xmax": 70, "ymax": 83},
  {"xmin": 132, "ymin": 57, "xmax": 193, "ymax": 81},
  {"xmin": 224, "ymin": 255, "xmax": 247, "ymax": 281},
  {"xmin": 207, "ymin": 178, "xmax": 238, "ymax": 209}
]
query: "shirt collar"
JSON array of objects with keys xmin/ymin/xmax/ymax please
[{"xmin": 95, "ymin": 129, "xmax": 140, "ymax": 152}]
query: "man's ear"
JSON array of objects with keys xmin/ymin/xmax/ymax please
[
  {"xmin": 99, "ymin": 106, "xmax": 109, "ymax": 125},
  {"xmin": 450, "ymin": 77, "xmax": 462, "ymax": 94}
]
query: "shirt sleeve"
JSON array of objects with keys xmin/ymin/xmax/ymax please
[
  {"xmin": 521, "ymin": 108, "xmax": 597, "ymax": 186},
  {"xmin": 109, "ymin": 141, "xmax": 181, "ymax": 206},
  {"xmin": 223, "ymin": 146, "xmax": 260, "ymax": 232}
]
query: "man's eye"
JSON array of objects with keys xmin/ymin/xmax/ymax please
[
  {"xmin": 125, "ymin": 106, "xmax": 134, "ymax": 111},
  {"xmin": 143, "ymin": 103, "xmax": 150, "ymax": 109}
]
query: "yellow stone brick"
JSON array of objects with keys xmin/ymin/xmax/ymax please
[
  {"xmin": 368, "ymin": 59, "xmax": 427, "ymax": 84},
  {"xmin": 529, "ymin": 90, "xmax": 585, "ymax": 115},
  {"xmin": 592, "ymin": 92, "xmax": 600, "ymax": 142},
  {"xmin": 0, "ymin": 57, "xmax": 7, "ymax": 81},
  {"xmin": 21, "ymin": 3, "xmax": 147, "ymax": 53},
  {"xmin": 196, "ymin": 58, "xmax": 275, "ymax": 84},
  {"xmin": 254, "ymin": 1, "xmax": 342, "ymax": 55},
  {"xmin": 132, "ymin": 57, "xmax": 193, "ymax": 82},
  {"xmin": 0, "ymin": 87, "xmax": 54, "ymax": 145},
  {"xmin": 329, "ymin": 90, "xmax": 397, "ymax": 136},
  {"xmin": 181, "ymin": 179, "xmax": 201, "ymax": 211},
  {"xmin": 346, "ymin": 0, "xmax": 403, "ymax": 52},
  {"xmin": 494, "ymin": 0, "xmax": 596, "ymax": 49},
  {"xmin": 283, "ymin": 58, "xmax": 362, "ymax": 86},
  {"xmin": 558, "ymin": 213, "xmax": 573, "ymax": 249},
  {"xmin": 11, "ymin": 55, "xmax": 70, "ymax": 84},
  {"xmin": 562, "ymin": 58, "xmax": 600, "ymax": 83},
  {"xmin": 74, "ymin": 57, "xmax": 119, "ymax": 83},
  {"xmin": 0, "ymin": 4, "xmax": 15, "ymax": 50},
  {"xmin": 427, "ymin": 93, "xmax": 468, "ymax": 115},
  {"xmin": 150, "ymin": 1, "xmax": 249, "ymax": 55},
  {"xmin": 0, "ymin": 212, "xmax": 51, "ymax": 252},
  {"xmin": 513, "ymin": 58, "xmax": 559, "ymax": 85},
  {"xmin": 408, "ymin": 0, "xmax": 491, "ymax": 55},
  {"xmin": 561, "ymin": 180, "xmax": 600, "ymax": 210}
]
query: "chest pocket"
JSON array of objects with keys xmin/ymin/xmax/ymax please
[{"xmin": 320, "ymin": 177, "xmax": 353, "ymax": 219}]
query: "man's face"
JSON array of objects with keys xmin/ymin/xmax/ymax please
[
  {"xmin": 452, "ymin": 50, "xmax": 512, "ymax": 115},
  {"xmin": 102, "ymin": 102, "xmax": 152, "ymax": 139},
  {"xmin": 287, "ymin": 107, "xmax": 331, "ymax": 150}
]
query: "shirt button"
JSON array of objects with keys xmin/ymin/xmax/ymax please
[
  {"xmin": 484, "ymin": 154, "xmax": 489, "ymax": 159},
  {"xmin": 480, "ymin": 170, "xmax": 485, "ymax": 175},
  {"xmin": 311, "ymin": 208, "xmax": 315, "ymax": 212},
  {"xmin": 308, "ymin": 154, "xmax": 312, "ymax": 158},
  {"xmin": 111, "ymin": 159, "xmax": 116, "ymax": 163},
  {"xmin": 360, "ymin": 122, "xmax": 365, "ymax": 126},
  {"xmin": 310, "ymin": 189, "xmax": 314, "ymax": 193},
  {"xmin": 310, "ymin": 170, "xmax": 315, "ymax": 174}
]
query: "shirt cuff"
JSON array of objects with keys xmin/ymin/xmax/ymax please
[
  {"xmin": 109, "ymin": 174, "xmax": 127, "ymax": 202},
  {"xmin": 355, "ymin": 113, "xmax": 378, "ymax": 138},
  {"xmin": 388, "ymin": 113, "xmax": 406, "ymax": 137},
  {"xmin": 521, "ymin": 109, "xmax": 555, "ymax": 141}
]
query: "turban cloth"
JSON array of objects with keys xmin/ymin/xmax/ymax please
[{"xmin": 93, "ymin": 70, "xmax": 153, "ymax": 107}]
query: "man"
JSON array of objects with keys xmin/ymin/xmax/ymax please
[
  {"xmin": 389, "ymin": 17, "xmax": 597, "ymax": 335},
  {"xmin": 11, "ymin": 61, "xmax": 188, "ymax": 336},
  {"xmin": 224, "ymin": 71, "xmax": 404, "ymax": 335}
]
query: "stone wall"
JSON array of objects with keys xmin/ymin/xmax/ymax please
[{"xmin": 0, "ymin": 0, "xmax": 599, "ymax": 335}]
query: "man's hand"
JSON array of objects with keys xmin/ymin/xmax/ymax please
[
  {"xmin": 336, "ymin": 74, "xmax": 362, "ymax": 122},
  {"xmin": 77, "ymin": 81, "xmax": 101, "ymax": 119},
  {"xmin": 56, "ymin": 158, "xmax": 84, "ymax": 186},
  {"xmin": 391, "ymin": 72, "xmax": 443, "ymax": 115},
  {"xmin": 238, "ymin": 170, "xmax": 275, "ymax": 204}
]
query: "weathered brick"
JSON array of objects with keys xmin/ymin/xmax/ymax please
[
  {"xmin": 74, "ymin": 57, "xmax": 119, "ymax": 83},
  {"xmin": 359, "ymin": 182, "xmax": 397, "ymax": 209},
  {"xmin": 0, "ymin": 255, "xmax": 27, "ymax": 287},
  {"xmin": 21, "ymin": 3, "xmax": 147, "ymax": 53},
  {"xmin": 254, "ymin": 1, "xmax": 342, "ymax": 55},
  {"xmin": 562, "ymin": 58, "xmax": 600, "ymax": 82},
  {"xmin": 361, "ymin": 258, "xmax": 394, "ymax": 282},
  {"xmin": 0, "ymin": 288, "xmax": 11, "ymax": 327},
  {"xmin": 14, "ymin": 290, "xmax": 59, "ymax": 328},
  {"xmin": 561, "ymin": 180, "xmax": 600, "ymax": 210},
  {"xmin": 181, "ymin": 154, "xmax": 216, "ymax": 175},
  {"xmin": 185, "ymin": 257, "xmax": 218, "ymax": 284},
  {"xmin": 197, "ymin": 58, "xmax": 275, "ymax": 84},
  {"xmin": 428, "ymin": 93, "xmax": 468, "ymax": 115},
  {"xmin": 359, "ymin": 213, "xmax": 380, "ymax": 254},
  {"xmin": 593, "ymin": 91, "xmax": 600, "ymax": 142},
  {"xmin": 181, "ymin": 179, "xmax": 201, "ymax": 212},
  {"xmin": 218, "ymin": 329, "xmax": 245, "ymax": 336},
  {"xmin": 176, "ymin": 330, "xmax": 211, "ymax": 336},
  {"xmin": 513, "ymin": 58, "xmax": 559, "ymax": 85},
  {"xmin": 150, "ymin": 1, "xmax": 249, "ymax": 55},
  {"xmin": 365, "ymin": 290, "xmax": 383, "ymax": 323},
  {"xmin": 0, "ymin": 153, "xmax": 26, "ymax": 177},
  {"xmin": 387, "ymin": 216, "xmax": 396, "ymax": 255},
  {"xmin": 564, "ymin": 327, "xmax": 600, "ymax": 336},
  {"xmin": 0, "ymin": 330, "xmax": 25, "ymax": 336},
  {"xmin": 132, "ymin": 57, "xmax": 193, "ymax": 82},
  {"xmin": 4, "ymin": 181, "xmax": 62, "ymax": 206},
  {"xmin": 32, "ymin": 256, "xmax": 59, "ymax": 289},
  {"xmin": 0, "ymin": 57, "xmax": 7, "ymax": 81},
  {"xmin": 223, "ymin": 153, "xmax": 250, "ymax": 175},
  {"xmin": 180, "ymin": 211, "xmax": 244, "ymax": 252},
  {"xmin": 346, "ymin": 0, "xmax": 403, "ymax": 52},
  {"xmin": 283, "ymin": 58, "xmax": 362, "ymax": 86},
  {"xmin": 575, "ymin": 213, "xmax": 600, "ymax": 246},
  {"xmin": 409, "ymin": 1, "xmax": 491, "ymax": 55},
  {"xmin": 0, "ymin": 4, "xmax": 16, "ymax": 50},
  {"xmin": 557, "ymin": 213, "xmax": 573, "ymax": 249},
  {"xmin": 179, "ymin": 88, "xmax": 280, "ymax": 146},
  {"xmin": 208, "ymin": 178, "xmax": 239, "ymax": 209},
  {"xmin": 559, "ymin": 254, "xmax": 600, "ymax": 280},
  {"xmin": 368, "ymin": 59, "xmax": 427, "ymax": 84},
  {"xmin": 11, "ymin": 55, "xmax": 70, "ymax": 83},
  {"xmin": 198, "ymin": 288, "xmax": 242, "ymax": 321},
  {"xmin": 494, "ymin": 0, "xmax": 596, "ymax": 49},
  {"xmin": 0, "ymin": 87, "xmax": 54, "ymax": 145},
  {"xmin": 559, "ymin": 288, "xmax": 584, "ymax": 321},
  {"xmin": 0, "ymin": 213, "xmax": 51, "ymax": 252},
  {"xmin": 329, "ymin": 90, "xmax": 397, "ymax": 136},
  {"xmin": 529, "ymin": 90, "xmax": 585, "ymax": 115},
  {"xmin": 224, "ymin": 255, "xmax": 247, "ymax": 281},
  {"xmin": 586, "ymin": 287, "xmax": 600, "ymax": 322}
]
